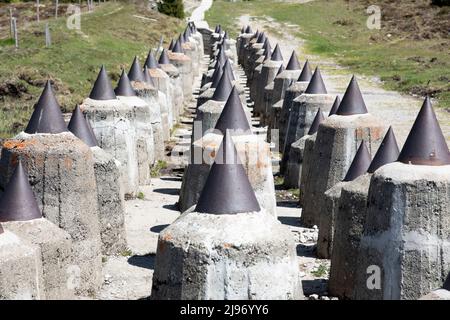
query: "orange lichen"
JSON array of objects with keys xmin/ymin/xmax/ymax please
[{"xmin": 3, "ymin": 139, "xmax": 36, "ymax": 150}]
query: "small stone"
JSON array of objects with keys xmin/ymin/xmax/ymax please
[{"xmin": 309, "ymin": 294, "xmax": 319, "ymax": 300}]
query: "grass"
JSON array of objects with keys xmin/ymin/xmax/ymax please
[
  {"xmin": 205, "ymin": 0, "xmax": 450, "ymax": 109},
  {"xmin": 0, "ymin": 2, "xmax": 183, "ymax": 138},
  {"xmin": 137, "ymin": 191, "xmax": 145, "ymax": 200},
  {"xmin": 311, "ymin": 263, "xmax": 329, "ymax": 278},
  {"xmin": 150, "ymin": 159, "xmax": 168, "ymax": 177},
  {"xmin": 120, "ymin": 248, "xmax": 133, "ymax": 257}
]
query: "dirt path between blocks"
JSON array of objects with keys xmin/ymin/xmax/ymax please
[{"xmin": 239, "ymin": 15, "xmax": 450, "ymax": 146}]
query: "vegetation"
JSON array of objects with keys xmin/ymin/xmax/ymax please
[
  {"xmin": 0, "ymin": 2, "xmax": 182, "ymax": 138},
  {"xmin": 157, "ymin": 0, "xmax": 185, "ymax": 19},
  {"xmin": 150, "ymin": 160, "xmax": 168, "ymax": 177},
  {"xmin": 206, "ymin": 0, "xmax": 450, "ymax": 109},
  {"xmin": 311, "ymin": 263, "xmax": 329, "ymax": 278},
  {"xmin": 137, "ymin": 191, "xmax": 145, "ymax": 200}
]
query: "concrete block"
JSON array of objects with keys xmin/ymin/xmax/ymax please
[
  {"xmin": 353, "ymin": 163, "xmax": 450, "ymax": 300},
  {"xmin": 81, "ymin": 98, "xmax": 139, "ymax": 196},
  {"xmin": 0, "ymin": 132, "xmax": 103, "ymax": 296},
  {"xmin": 151, "ymin": 210, "xmax": 302, "ymax": 299},
  {"xmin": 168, "ymin": 51, "xmax": 193, "ymax": 101},
  {"xmin": 301, "ymin": 114, "xmax": 385, "ymax": 227},
  {"xmin": 91, "ymin": 146, "xmax": 127, "ymax": 256},
  {"xmin": 3, "ymin": 218, "xmax": 74, "ymax": 300},
  {"xmin": 328, "ymin": 174, "xmax": 371, "ymax": 299},
  {"xmin": 0, "ymin": 230, "xmax": 44, "ymax": 299},
  {"xmin": 298, "ymin": 133, "xmax": 316, "ymax": 207},
  {"xmin": 283, "ymin": 134, "xmax": 309, "ymax": 189}
]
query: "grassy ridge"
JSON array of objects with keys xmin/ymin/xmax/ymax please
[
  {"xmin": 0, "ymin": 2, "xmax": 182, "ymax": 138},
  {"xmin": 205, "ymin": 0, "xmax": 450, "ymax": 108}
]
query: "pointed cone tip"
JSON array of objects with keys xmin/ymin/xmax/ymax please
[
  {"xmin": 0, "ymin": 160, "xmax": 42, "ymax": 222},
  {"xmin": 115, "ymin": 70, "xmax": 136, "ymax": 97},
  {"xmin": 305, "ymin": 67, "xmax": 327, "ymax": 94},
  {"xmin": 25, "ymin": 81, "xmax": 68, "ymax": 134},
  {"xmin": 195, "ymin": 130, "xmax": 261, "ymax": 215},
  {"xmin": 336, "ymin": 76, "xmax": 368, "ymax": 115},
  {"xmin": 367, "ymin": 127, "xmax": 400, "ymax": 173},
  {"xmin": 212, "ymin": 70, "xmax": 233, "ymax": 102},
  {"xmin": 343, "ymin": 141, "xmax": 372, "ymax": 181},
  {"xmin": 214, "ymin": 87, "xmax": 252, "ymax": 135},
  {"xmin": 68, "ymin": 105, "xmax": 99, "ymax": 147},
  {"xmin": 271, "ymin": 44, "xmax": 283, "ymax": 61},
  {"xmin": 398, "ymin": 97, "xmax": 450, "ymax": 165},
  {"xmin": 158, "ymin": 49, "xmax": 170, "ymax": 65},
  {"xmin": 328, "ymin": 96, "xmax": 341, "ymax": 116},
  {"xmin": 286, "ymin": 51, "xmax": 301, "ymax": 70},
  {"xmin": 298, "ymin": 60, "xmax": 312, "ymax": 82}
]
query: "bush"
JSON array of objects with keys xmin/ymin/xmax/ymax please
[
  {"xmin": 432, "ymin": 0, "xmax": 450, "ymax": 6},
  {"xmin": 157, "ymin": 0, "xmax": 185, "ymax": 19}
]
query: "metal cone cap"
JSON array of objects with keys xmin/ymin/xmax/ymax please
[
  {"xmin": 286, "ymin": 51, "xmax": 301, "ymax": 70},
  {"xmin": 211, "ymin": 61, "xmax": 224, "ymax": 88},
  {"xmin": 0, "ymin": 160, "xmax": 42, "ymax": 222},
  {"xmin": 215, "ymin": 87, "xmax": 251, "ymax": 135},
  {"xmin": 307, "ymin": 108, "xmax": 325, "ymax": 135},
  {"xmin": 172, "ymin": 39, "xmax": 183, "ymax": 53},
  {"xmin": 128, "ymin": 56, "xmax": 145, "ymax": 82},
  {"xmin": 158, "ymin": 49, "xmax": 170, "ymax": 64},
  {"xmin": 398, "ymin": 96, "xmax": 450, "ymax": 165},
  {"xmin": 143, "ymin": 65, "xmax": 156, "ymax": 87},
  {"xmin": 328, "ymin": 96, "xmax": 341, "ymax": 116},
  {"xmin": 343, "ymin": 141, "xmax": 372, "ymax": 181},
  {"xmin": 336, "ymin": 76, "xmax": 368, "ymax": 115},
  {"xmin": 212, "ymin": 70, "xmax": 233, "ymax": 102},
  {"xmin": 223, "ymin": 59, "xmax": 235, "ymax": 81},
  {"xmin": 298, "ymin": 60, "xmax": 312, "ymax": 82},
  {"xmin": 271, "ymin": 44, "xmax": 283, "ymax": 61},
  {"xmin": 115, "ymin": 70, "xmax": 136, "ymax": 97},
  {"xmin": 145, "ymin": 50, "xmax": 159, "ymax": 69},
  {"xmin": 367, "ymin": 126, "xmax": 400, "ymax": 173},
  {"xmin": 276, "ymin": 64, "xmax": 285, "ymax": 76},
  {"xmin": 25, "ymin": 81, "xmax": 67, "ymax": 134},
  {"xmin": 305, "ymin": 67, "xmax": 327, "ymax": 94},
  {"xmin": 68, "ymin": 105, "xmax": 98, "ymax": 147},
  {"xmin": 168, "ymin": 39, "xmax": 175, "ymax": 51},
  {"xmin": 245, "ymin": 25, "xmax": 252, "ymax": 34},
  {"xmin": 195, "ymin": 130, "xmax": 261, "ymax": 215}
]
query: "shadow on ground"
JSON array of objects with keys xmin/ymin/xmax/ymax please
[{"xmin": 127, "ymin": 254, "xmax": 156, "ymax": 270}]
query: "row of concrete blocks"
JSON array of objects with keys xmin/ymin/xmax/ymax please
[
  {"xmin": 150, "ymin": 25, "xmax": 302, "ymax": 300},
  {"xmin": 0, "ymin": 26, "xmax": 205, "ymax": 300},
  {"xmin": 238, "ymin": 27, "xmax": 450, "ymax": 300}
]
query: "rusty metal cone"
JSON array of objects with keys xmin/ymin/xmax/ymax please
[
  {"xmin": 343, "ymin": 141, "xmax": 372, "ymax": 182},
  {"xmin": 271, "ymin": 44, "xmax": 283, "ymax": 61},
  {"xmin": 215, "ymin": 86, "xmax": 252, "ymax": 135},
  {"xmin": 398, "ymin": 96, "xmax": 450, "ymax": 165},
  {"xmin": 305, "ymin": 66, "xmax": 327, "ymax": 94},
  {"xmin": 0, "ymin": 160, "xmax": 42, "ymax": 222},
  {"xmin": 115, "ymin": 70, "xmax": 136, "ymax": 97},
  {"xmin": 212, "ymin": 70, "xmax": 233, "ymax": 102},
  {"xmin": 336, "ymin": 76, "xmax": 368, "ymax": 115},
  {"xmin": 328, "ymin": 96, "xmax": 341, "ymax": 116},
  {"xmin": 367, "ymin": 126, "xmax": 400, "ymax": 173},
  {"xmin": 307, "ymin": 108, "xmax": 325, "ymax": 135},
  {"xmin": 128, "ymin": 56, "xmax": 145, "ymax": 82},
  {"xmin": 297, "ymin": 60, "xmax": 312, "ymax": 82},
  {"xmin": 195, "ymin": 129, "xmax": 261, "ymax": 215},
  {"xmin": 68, "ymin": 105, "xmax": 99, "ymax": 148},
  {"xmin": 286, "ymin": 50, "xmax": 301, "ymax": 70},
  {"xmin": 25, "ymin": 80, "xmax": 68, "ymax": 134}
]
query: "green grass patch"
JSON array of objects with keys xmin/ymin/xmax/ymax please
[
  {"xmin": 150, "ymin": 160, "xmax": 168, "ymax": 177},
  {"xmin": 206, "ymin": 0, "xmax": 450, "ymax": 108},
  {"xmin": 311, "ymin": 263, "xmax": 329, "ymax": 278},
  {"xmin": 0, "ymin": 2, "xmax": 182, "ymax": 138},
  {"xmin": 137, "ymin": 191, "xmax": 145, "ymax": 200}
]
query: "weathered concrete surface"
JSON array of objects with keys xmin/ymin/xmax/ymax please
[
  {"xmin": 91, "ymin": 147, "xmax": 127, "ymax": 256},
  {"xmin": 159, "ymin": 63, "xmax": 185, "ymax": 121},
  {"xmin": 298, "ymin": 133, "xmax": 316, "ymax": 207},
  {"xmin": 419, "ymin": 289, "xmax": 450, "ymax": 300},
  {"xmin": 281, "ymin": 94, "xmax": 334, "ymax": 174},
  {"xmin": 0, "ymin": 230, "xmax": 44, "ymax": 300},
  {"xmin": 0, "ymin": 132, "xmax": 103, "ymax": 297},
  {"xmin": 353, "ymin": 163, "xmax": 450, "ymax": 300},
  {"xmin": 149, "ymin": 66, "xmax": 175, "ymax": 130},
  {"xmin": 273, "ymin": 70, "xmax": 302, "ymax": 105},
  {"xmin": 151, "ymin": 210, "xmax": 302, "ymax": 300},
  {"xmin": 168, "ymin": 51, "xmax": 193, "ymax": 101},
  {"xmin": 255, "ymin": 60, "xmax": 283, "ymax": 117},
  {"xmin": 132, "ymin": 83, "xmax": 165, "ymax": 165},
  {"xmin": 278, "ymin": 81, "xmax": 309, "ymax": 145},
  {"xmin": 179, "ymin": 133, "xmax": 277, "ymax": 216},
  {"xmin": 81, "ymin": 98, "xmax": 139, "ymax": 197},
  {"xmin": 328, "ymin": 174, "xmax": 371, "ymax": 299},
  {"xmin": 301, "ymin": 114, "xmax": 385, "ymax": 227},
  {"xmin": 283, "ymin": 134, "xmax": 309, "ymax": 189},
  {"xmin": 3, "ymin": 218, "xmax": 73, "ymax": 300}
]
